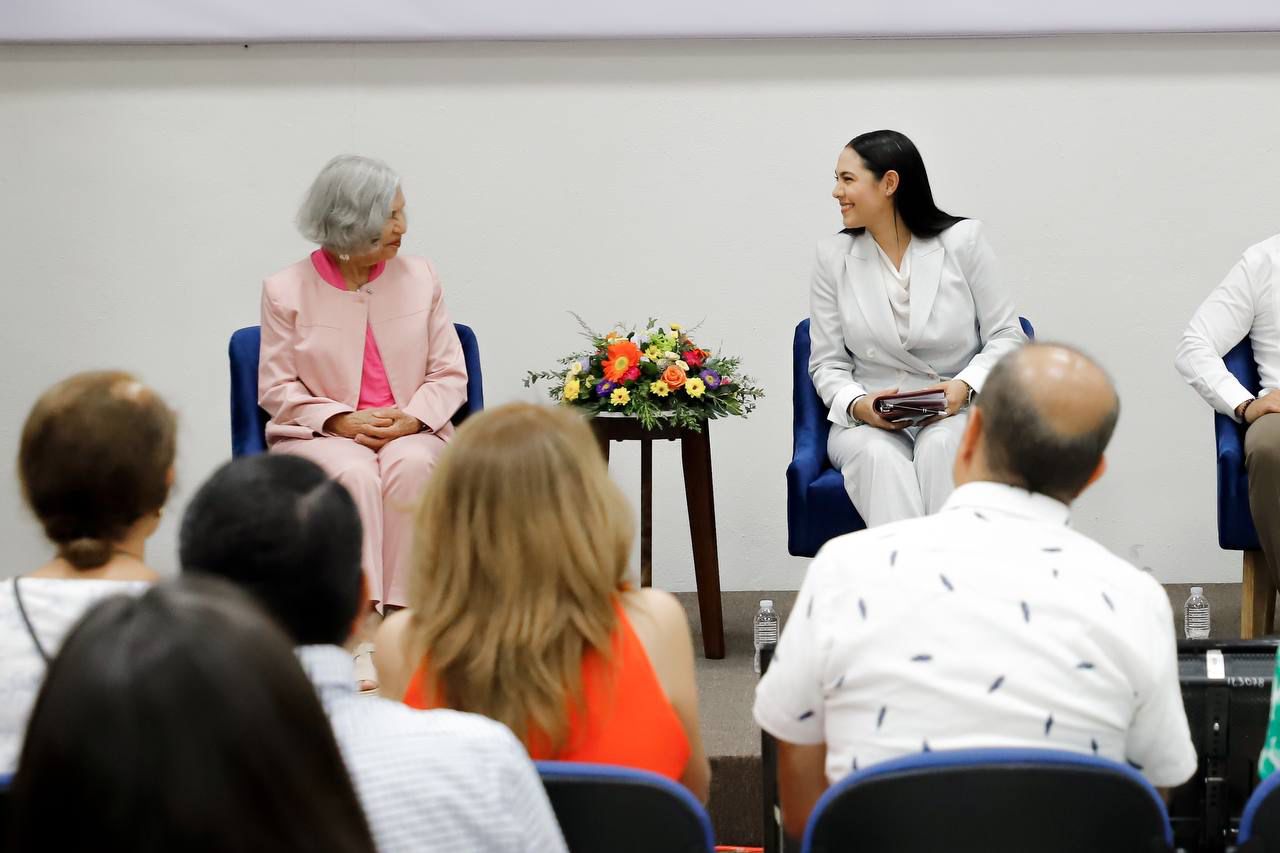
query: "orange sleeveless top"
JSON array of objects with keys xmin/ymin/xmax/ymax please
[{"xmin": 402, "ymin": 599, "xmax": 691, "ymax": 781}]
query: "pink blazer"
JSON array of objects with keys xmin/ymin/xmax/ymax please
[{"xmin": 258, "ymin": 254, "xmax": 467, "ymax": 446}]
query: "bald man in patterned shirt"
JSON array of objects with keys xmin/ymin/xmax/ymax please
[{"xmin": 755, "ymin": 343, "xmax": 1196, "ymax": 839}]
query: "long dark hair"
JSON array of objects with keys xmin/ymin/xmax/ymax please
[
  {"xmin": 9, "ymin": 577, "xmax": 376, "ymax": 853},
  {"xmin": 843, "ymin": 129, "xmax": 965, "ymax": 238}
]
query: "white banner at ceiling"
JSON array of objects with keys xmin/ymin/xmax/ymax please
[{"xmin": 4, "ymin": 0, "xmax": 1280, "ymax": 43}]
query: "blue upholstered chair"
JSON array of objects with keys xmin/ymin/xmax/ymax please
[
  {"xmin": 1238, "ymin": 766, "xmax": 1280, "ymax": 851},
  {"xmin": 0, "ymin": 772, "xmax": 9, "ymax": 847},
  {"xmin": 800, "ymin": 748, "xmax": 1175, "ymax": 853},
  {"xmin": 534, "ymin": 761, "xmax": 714, "ymax": 853},
  {"xmin": 787, "ymin": 317, "xmax": 1034, "ymax": 558},
  {"xmin": 228, "ymin": 323, "xmax": 484, "ymax": 457},
  {"xmin": 1215, "ymin": 337, "xmax": 1274, "ymax": 638}
]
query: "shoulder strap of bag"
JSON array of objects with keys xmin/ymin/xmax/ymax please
[{"xmin": 13, "ymin": 577, "xmax": 51, "ymax": 665}]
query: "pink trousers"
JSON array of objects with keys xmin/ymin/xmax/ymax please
[{"xmin": 271, "ymin": 431, "xmax": 447, "ymax": 609}]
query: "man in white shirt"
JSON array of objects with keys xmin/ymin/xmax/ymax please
[
  {"xmin": 179, "ymin": 454, "xmax": 566, "ymax": 853},
  {"xmin": 1176, "ymin": 234, "xmax": 1280, "ymax": 587},
  {"xmin": 756, "ymin": 343, "xmax": 1197, "ymax": 839}
]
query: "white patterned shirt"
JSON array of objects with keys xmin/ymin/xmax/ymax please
[
  {"xmin": 0, "ymin": 577, "xmax": 150, "ymax": 774},
  {"xmin": 296, "ymin": 645, "xmax": 566, "ymax": 853},
  {"xmin": 754, "ymin": 482, "xmax": 1198, "ymax": 788}
]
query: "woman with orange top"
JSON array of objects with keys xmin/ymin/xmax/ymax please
[{"xmin": 375, "ymin": 402, "xmax": 711, "ymax": 801}]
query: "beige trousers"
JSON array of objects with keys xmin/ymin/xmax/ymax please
[{"xmin": 1247, "ymin": 414, "xmax": 1280, "ymax": 588}]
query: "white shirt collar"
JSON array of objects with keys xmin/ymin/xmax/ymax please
[
  {"xmin": 296, "ymin": 643, "xmax": 356, "ymax": 695},
  {"xmin": 940, "ymin": 481, "xmax": 1072, "ymax": 526}
]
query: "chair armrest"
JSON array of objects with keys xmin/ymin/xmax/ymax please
[
  {"xmin": 790, "ymin": 320, "xmax": 831, "ymax": 488},
  {"xmin": 1215, "ymin": 410, "xmax": 1258, "ymax": 550},
  {"xmin": 229, "ymin": 326, "xmax": 269, "ymax": 457},
  {"xmin": 1217, "ymin": 410, "xmax": 1246, "ymax": 470}
]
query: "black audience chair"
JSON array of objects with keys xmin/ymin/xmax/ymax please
[
  {"xmin": 801, "ymin": 747, "xmax": 1177, "ymax": 853},
  {"xmin": 535, "ymin": 760, "xmax": 713, "ymax": 853},
  {"xmin": 1237, "ymin": 771, "xmax": 1280, "ymax": 852}
]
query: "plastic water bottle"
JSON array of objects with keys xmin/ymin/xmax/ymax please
[
  {"xmin": 1185, "ymin": 587, "xmax": 1210, "ymax": 639},
  {"xmin": 754, "ymin": 599, "xmax": 779, "ymax": 675}
]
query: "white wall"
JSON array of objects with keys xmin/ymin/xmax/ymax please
[
  {"xmin": 2, "ymin": 34, "xmax": 1278, "ymax": 590},
  {"xmin": 11, "ymin": 0, "xmax": 1280, "ymax": 41}
]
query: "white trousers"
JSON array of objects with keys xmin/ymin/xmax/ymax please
[{"xmin": 827, "ymin": 412, "xmax": 968, "ymax": 528}]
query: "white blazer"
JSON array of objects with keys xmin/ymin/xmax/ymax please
[{"xmin": 808, "ymin": 219, "xmax": 1025, "ymax": 429}]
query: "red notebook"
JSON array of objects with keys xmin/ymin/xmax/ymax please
[{"xmin": 874, "ymin": 389, "xmax": 948, "ymax": 421}]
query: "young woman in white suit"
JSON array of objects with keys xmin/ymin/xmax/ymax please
[{"xmin": 809, "ymin": 130, "xmax": 1025, "ymax": 527}]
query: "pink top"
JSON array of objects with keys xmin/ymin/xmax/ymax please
[{"xmin": 310, "ymin": 249, "xmax": 397, "ymax": 410}]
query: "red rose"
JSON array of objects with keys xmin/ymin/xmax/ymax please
[{"xmin": 682, "ymin": 349, "xmax": 706, "ymax": 368}]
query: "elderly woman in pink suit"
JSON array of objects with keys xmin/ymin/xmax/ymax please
[{"xmin": 259, "ymin": 155, "xmax": 466, "ymax": 654}]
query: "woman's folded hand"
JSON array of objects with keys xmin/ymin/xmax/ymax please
[{"xmin": 324, "ymin": 409, "xmax": 424, "ymax": 450}]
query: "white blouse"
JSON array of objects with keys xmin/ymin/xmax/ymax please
[
  {"xmin": 875, "ymin": 240, "xmax": 913, "ymax": 347},
  {"xmin": 0, "ymin": 577, "xmax": 150, "ymax": 773}
]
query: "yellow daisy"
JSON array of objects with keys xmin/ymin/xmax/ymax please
[
  {"xmin": 684, "ymin": 377, "xmax": 706, "ymax": 398},
  {"xmin": 645, "ymin": 345, "xmax": 663, "ymax": 360},
  {"xmin": 649, "ymin": 380, "xmax": 671, "ymax": 397},
  {"xmin": 562, "ymin": 378, "xmax": 580, "ymax": 401},
  {"xmin": 610, "ymin": 387, "xmax": 631, "ymax": 406}
]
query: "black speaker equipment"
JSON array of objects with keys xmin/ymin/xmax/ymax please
[{"xmin": 1172, "ymin": 639, "xmax": 1279, "ymax": 853}]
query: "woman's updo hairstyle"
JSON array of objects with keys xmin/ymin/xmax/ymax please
[{"xmin": 19, "ymin": 371, "xmax": 177, "ymax": 569}]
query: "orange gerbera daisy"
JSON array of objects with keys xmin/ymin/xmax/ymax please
[{"xmin": 603, "ymin": 340, "xmax": 643, "ymax": 382}]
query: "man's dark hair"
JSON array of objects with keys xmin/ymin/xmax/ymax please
[
  {"xmin": 977, "ymin": 344, "xmax": 1120, "ymax": 503},
  {"xmin": 179, "ymin": 454, "xmax": 362, "ymax": 646},
  {"xmin": 10, "ymin": 577, "xmax": 376, "ymax": 853}
]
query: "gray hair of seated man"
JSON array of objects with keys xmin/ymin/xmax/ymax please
[{"xmin": 296, "ymin": 154, "xmax": 400, "ymax": 256}]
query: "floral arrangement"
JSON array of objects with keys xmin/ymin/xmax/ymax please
[{"xmin": 524, "ymin": 316, "xmax": 764, "ymax": 431}]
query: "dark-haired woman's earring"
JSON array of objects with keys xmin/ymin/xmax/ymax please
[{"xmin": 339, "ymin": 253, "xmax": 351, "ymax": 261}]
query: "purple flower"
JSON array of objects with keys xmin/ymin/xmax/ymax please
[
  {"xmin": 594, "ymin": 380, "xmax": 616, "ymax": 398},
  {"xmin": 699, "ymin": 369, "xmax": 721, "ymax": 388},
  {"xmin": 577, "ymin": 358, "xmax": 591, "ymax": 374}
]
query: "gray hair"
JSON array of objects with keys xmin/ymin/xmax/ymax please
[{"xmin": 296, "ymin": 155, "xmax": 400, "ymax": 255}]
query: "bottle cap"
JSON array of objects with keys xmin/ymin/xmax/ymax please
[
  {"xmin": 1190, "ymin": 586, "xmax": 1203, "ymax": 596},
  {"xmin": 760, "ymin": 599, "xmax": 774, "ymax": 609}
]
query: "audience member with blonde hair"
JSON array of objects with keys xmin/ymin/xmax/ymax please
[
  {"xmin": 0, "ymin": 370, "xmax": 175, "ymax": 773},
  {"xmin": 376, "ymin": 402, "xmax": 711, "ymax": 800}
]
